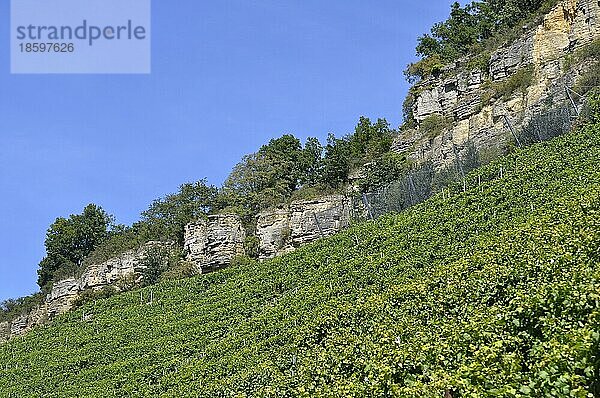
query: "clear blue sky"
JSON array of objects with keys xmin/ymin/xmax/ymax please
[{"xmin": 0, "ymin": 0, "xmax": 457, "ymax": 301}]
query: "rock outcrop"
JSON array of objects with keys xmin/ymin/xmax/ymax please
[
  {"xmin": 3, "ymin": 200, "xmax": 353, "ymax": 342},
  {"xmin": 8, "ymin": 304, "xmax": 47, "ymax": 337},
  {"xmin": 184, "ymin": 214, "xmax": 246, "ymax": 273},
  {"xmin": 256, "ymin": 195, "xmax": 351, "ymax": 259},
  {"xmin": 255, "ymin": 208, "xmax": 292, "ymax": 260},
  {"xmin": 2, "ymin": 241, "xmax": 173, "ymax": 341},
  {"xmin": 396, "ymin": 0, "xmax": 600, "ymax": 168},
  {"xmin": 46, "ymin": 278, "xmax": 80, "ymax": 318},
  {"xmin": 79, "ymin": 241, "xmax": 168, "ymax": 291}
]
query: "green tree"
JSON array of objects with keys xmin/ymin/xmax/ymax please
[
  {"xmin": 321, "ymin": 133, "xmax": 352, "ymax": 189},
  {"xmin": 407, "ymin": 0, "xmax": 552, "ymax": 81},
  {"xmin": 223, "ymin": 134, "xmax": 318, "ymax": 214},
  {"xmin": 37, "ymin": 204, "xmax": 111, "ymax": 289},
  {"xmin": 141, "ymin": 180, "xmax": 219, "ymax": 243},
  {"xmin": 349, "ymin": 117, "xmax": 395, "ymax": 160},
  {"xmin": 321, "ymin": 117, "xmax": 397, "ymax": 189}
]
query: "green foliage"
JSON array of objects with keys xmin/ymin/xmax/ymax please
[
  {"xmin": 139, "ymin": 246, "xmax": 179, "ymax": 287},
  {"xmin": 289, "ymin": 183, "xmax": 338, "ymax": 202},
  {"xmin": 402, "ymin": 91, "xmax": 417, "ymax": 127},
  {"xmin": 565, "ymin": 37, "xmax": 600, "ymax": 69},
  {"xmin": 37, "ymin": 204, "xmax": 112, "ymax": 290},
  {"xmin": 299, "ymin": 137, "xmax": 324, "ymax": 187},
  {"xmin": 82, "ymin": 223, "xmax": 149, "ymax": 267},
  {"xmin": 482, "ymin": 65, "xmax": 535, "ymax": 106},
  {"xmin": 321, "ymin": 117, "xmax": 398, "ymax": 188},
  {"xmin": 3, "ymin": 121, "xmax": 600, "ymax": 396},
  {"xmin": 72, "ymin": 286, "xmax": 118, "ymax": 309},
  {"xmin": 141, "ymin": 180, "xmax": 219, "ymax": 244},
  {"xmin": 416, "ymin": 0, "xmax": 552, "ymax": 61},
  {"xmin": 407, "ymin": 0, "xmax": 557, "ymax": 81},
  {"xmin": 419, "ymin": 114, "xmax": 453, "ymax": 141},
  {"xmin": 416, "ymin": 2, "xmax": 481, "ymax": 60},
  {"xmin": 404, "ymin": 55, "xmax": 445, "ymax": 83},
  {"xmin": 223, "ymin": 135, "xmax": 324, "ymax": 215},
  {"xmin": 579, "ymin": 89, "xmax": 600, "ymax": 126},
  {"xmin": 349, "ymin": 117, "xmax": 395, "ymax": 161},
  {"xmin": 0, "ymin": 293, "xmax": 45, "ymax": 323},
  {"xmin": 467, "ymin": 51, "xmax": 491, "ymax": 71},
  {"xmin": 243, "ymin": 235, "xmax": 260, "ymax": 260},
  {"xmin": 320, "ymin": 133, "xmax": 352, "ymax": 189},
  {"xmin": 358, "ymin": 152, "xmax": 408, "ymax": 193},
  {"xmin": 216, "ymin": 119, "xmax": 396, "ymax": 211},
  {"xmin": 574, "ymin": 62, "xmax": 600, "ymax": 96},
  {"xmin": 159, "ymin": 261, "xmax": 198, "ymax": 282}
]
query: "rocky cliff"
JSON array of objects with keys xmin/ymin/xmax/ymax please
[
  {"xmin": 2, "ymin": 198, "xmax": 355, "ymax": 342},
  {"xmin": 395, "ymin": 0, "xmax": 600, "ymax": 168},
  {"xmin": 183, "ymin": 214, "xmax": 246, "ymax": 273},
  {"xmin": 182, "ymin": 197, "xmax": 351, "ymax": 263},
  {"xmin": 3, "ymin": 241, "xmax": 173, "ymax": 340},
  {"xmin": 256, "ymin": 195, "xmax": 351, "ymax": 260}
]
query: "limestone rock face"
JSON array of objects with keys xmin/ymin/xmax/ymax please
[
  {"xmin": 184, "ymin": 214, "xmax": 246, "ymax": 273},
  {"xmin": 8, "ymin": 304, "xmax": 47, "ymax": 338},
  {"xmin": 256, "ymin": 195, "xmax": 351, "ymax": 260},
  {"xmin": 289, "ymin": 196, "xmax": 351, "ymax": 246},
  {"xmin": 1, "ymin": 241, "xmax": 173, "ymax": 342},
  {"xmin": 489, "ymin": 35, "xmax": 535, "ymax": 81},
  {"xmin": 398, "ymin": 0, "xmax": 600, "ymax": 169},
  {"xmin": 79, "ymin": 241, "xmax": 169, "ymax": 291},
  {"xmin": 46, "ymin": 278, "xmax": 80, "ymax": 318},
  {"xmin": 415, "ymin": 89, "xmax": 443, "ymax": 120},
  {"xmin": 9, "ymin": 314, "xmax": 28, "ymax": 336},
  {"xmin": 255, "ymin": 208, "xmax": 292, "ymax": 260}
]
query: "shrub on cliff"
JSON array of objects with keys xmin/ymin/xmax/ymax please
[
  {"xmin": 0, "ymin": 293, "xmax": 45, "ymax": 323},
  {"xmin": 222, "ymin": 134, "xmax": 323, "ymax": 216}
]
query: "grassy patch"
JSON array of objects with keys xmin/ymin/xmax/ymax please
[
  {"xmin": 419, "ymin": 114, "xmax": 453, "ymax": 140},
  {"xmin": 481, "ymin": 65, "xmax": 536, "ymax": 106}
]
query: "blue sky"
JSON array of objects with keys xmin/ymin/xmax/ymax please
[{"xmin": 0, "ymin": 0, "xmax": 457, "ymax": 301}]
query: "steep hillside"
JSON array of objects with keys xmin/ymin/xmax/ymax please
[
  {"xmin": 4, "ymin": 0, "xmax": 599, "ymax": 337},
  {"xmin": 1, "ymin": 119, "xmax": 599, "ymax": 396}
]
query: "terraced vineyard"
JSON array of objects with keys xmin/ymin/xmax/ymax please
[{"xmin": 1, "ymin": 122, "xmax": 600, "ymax": 397}]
